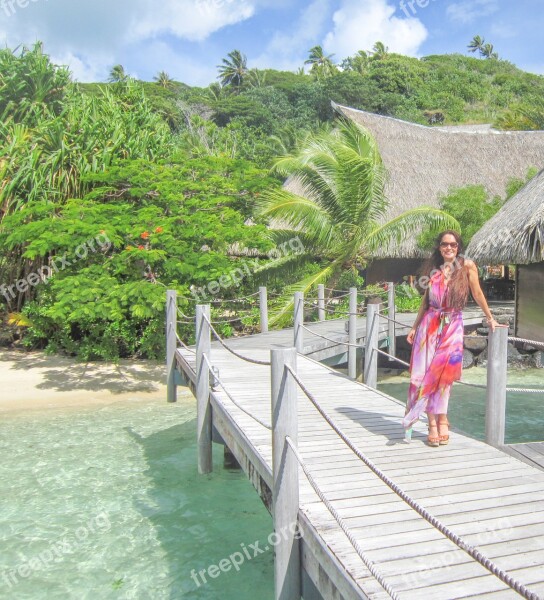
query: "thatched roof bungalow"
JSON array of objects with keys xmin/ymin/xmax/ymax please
[
  {"xmin": 326, "ymin": 104, "xmax": 544, "ymax": 282},
  {"xmin": 467, "ymin": 170, "xmax": 544, "ymax": 343}
]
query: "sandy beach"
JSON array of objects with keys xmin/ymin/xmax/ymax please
[{"xmin": 0, "ymin": 349, "xmax": 182, "ymax": 414}]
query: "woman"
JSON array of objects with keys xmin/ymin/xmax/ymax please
[{"xmin": 404, "ymin": 230, "xmax": 502, "ymax": 447}]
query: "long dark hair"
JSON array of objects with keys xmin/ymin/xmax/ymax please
[{"xmin": 422, "ymin": 230, "xmax": 470, "ymax": 309}]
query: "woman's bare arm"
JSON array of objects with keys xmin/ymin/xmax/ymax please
[
  {"xmin": 466, "ymin": 260, "xmax": 502, "ymax": 331},
  {"xmin": 407, "ymin": 288, "xmax": 429, "ymax": 344}
]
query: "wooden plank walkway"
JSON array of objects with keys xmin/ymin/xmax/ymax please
[
  {"xmin": 176, "ymin": 339, "xmax": 544, "ymax": 600},
  {"xmin": 502, "ymin": 443, "xmax": 544, "ymax": 472},
  {"xmin": 220, "ymin": 306, "xmax": 485, "ymax": 364}
]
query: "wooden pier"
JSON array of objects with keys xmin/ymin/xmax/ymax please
[{"xmin": 168, "ymin": 290, "xmax": 544, "ymax": 600}]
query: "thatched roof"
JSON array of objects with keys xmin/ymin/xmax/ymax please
[
  {"xmin": 467, "ymin": 169, "xmax": 544, "ymax": 265},
  {"xmin": 325, "ymin": 104, "xmax": 544, "ymax": 258}
]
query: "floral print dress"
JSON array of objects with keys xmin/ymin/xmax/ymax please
[{"xmin": 402, "ymin": 270, "xmax": 464, "ymax": 429}]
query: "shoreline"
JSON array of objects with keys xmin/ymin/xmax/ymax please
[{"xmin": 0, "ymin": 349, "xmax": 192, "ymax": 415}]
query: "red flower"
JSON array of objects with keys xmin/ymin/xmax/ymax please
[
  {"xmin": 141, "ymin": 231, "xmax": 150, "ymax": 239},
  {"xmin": 155, "ymin": 226, "xmax": 163, "ymax": 233},
  {"xmin": 138, "ymin": 245, "xmax": 145, "ymax": 250}
]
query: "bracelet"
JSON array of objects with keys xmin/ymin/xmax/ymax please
[{"xmin": 486, "ymin": 316, "xmax": 497, "ymax": 323}]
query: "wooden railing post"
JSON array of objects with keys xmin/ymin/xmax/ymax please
[
  {"xmin": 387, "ymin": 282, "xmax": 396, "ymax": 362},
  {"xmin": 271, "ymin": 347, "xmax": 301, "ymax": 600},
  {"xmin": 348, "ymin": 287, "xmax": 357, "ymax": 380},
  {"xmin": 364, "ymin": 303, "xmax": 379, "ymax": 388},
  {"xmin": 317, "ymin": 284, "xmax": 325, "ymax": 322},
  {"xmin": 260, "ymin": 286, "xmax": 269, "ymax": 333},
  {"xmin": 166, "ymin": 290, "xmax": 178, "ymax": 403},
  {"xmin": 485, "ymin": 327, "xmax": 508, "ymax": 447},
  {"xmin": 293, "ymin": 292, "xmax": 304, "ymax": 353},
  {"xmin": 196, "ymin": 304, "xmax": 213, "ymax": 474}
]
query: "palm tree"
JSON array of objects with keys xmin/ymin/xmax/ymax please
[
  {"xmin": 304, "ymin": 46, "xmax": 336, "ymax": 79},
  {"xmin": 108, "ymin": 64, "xmax": 128, "ymax": 83},
  {"xmin": 467, "ymin": 35, "xmax": 485, "ymax": 55},
  {"xmin": 217, "ymin": 50, "xmax": 248, "ymax": 90},
  {"xmin": 342, "ymin": 50, "xmax": 369, "ymax": 75},
  {"xmin": 154, "ymin": 71, "xmax": 174, "ymax": 89},
  {"xmin": 481, "ymin": 43, "xmax": 499, "ymax": 60},
  {"xmin": 246, "ymin": 68, "xmax": 267, "ymax": 88},
  {"xmin": 371, "ymin": 41, "xmax": 389, "ymax": 60},
  {"xmin": 255, "ymin": 118, "xmax": 458, "ymax": 323}
]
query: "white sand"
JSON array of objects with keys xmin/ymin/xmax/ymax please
[{"xmin": 0, "ymin": 349, "xmax": 180, "ymax": 413}]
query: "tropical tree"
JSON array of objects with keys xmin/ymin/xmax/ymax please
[
  {"xmin": 109, "ymin": 64, "xmax": 128, "ymax": 83},
  {"xmin": 481, "ymin": 43, "xmax": 499, "ymax": 60},
  {"xmin": 255, "ymin": 118, "xmax": 458, "ymax": 323},
  {"xmin": 341, "ymin": 50, "xmax": 369, "ymax": 75},
  {"xmin": 304, "ymin": 46, "xmax": 337, "ymax": 79},
  {"xmin": 217, "ymin": 50, "xmax": 248, "ymax": 90},
  {"xmin": 467, "ymin": 35, "xmax": 485, "ymax": 55},
  {"xmin": 371, "ymin": 41, "xmax": 389, "ymax": 60},
  {"xmin": 154, "ymin": 70, "xmax": 174, "ymax": 89}
]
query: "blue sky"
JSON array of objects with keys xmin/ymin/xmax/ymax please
[{"xmin": 0, "ymin": 0, "xmax": 542, "ymax": 86}]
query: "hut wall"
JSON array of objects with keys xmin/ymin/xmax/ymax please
[
  {"xmin": 366, "ymin": 259, "xmax": 424, "ymax": 284},
  {"xmin": 516, "ymin": 262, "xmax": 544, "ymax": 344}
]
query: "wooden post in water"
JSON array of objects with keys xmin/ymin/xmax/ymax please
[
  {"xmin": 293, "ymin": 292, "xmax": 304, "ymax": 353},
  {"xmin": 196, "ymin": 304, "xmax": 213, "ymax": 474},
  {"xmin": 485, "ymin": 326, "xmax": 508, "ymax": 447},
  {"xmin": 166, "ymin": 290, "xmax": 178, "ymax": 403},
  {"xmin": 317, "ymin": 284, "xmax": 325, "ymax": 322},
  {"xmin": 260, "ymin": 286, "xmax": 269, "ymax": 333},
  {"xmin": 271, "ymin": 347, "xmax": 301, "ymax": 600},
  {"xmin": 348, "ymin": 287, "xmax": 357, "ymax": 380},
  {"xmin": 387, "ymin": 282, "xmax": 396, "ymax": 362},
  {"xmin": 364, "ymin": 303, "xmax": 379, "ymax": 388}
]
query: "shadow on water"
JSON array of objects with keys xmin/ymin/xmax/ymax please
[{"xmin": 125, "ymin": 419, "xmax": 274, "ymax": 600}]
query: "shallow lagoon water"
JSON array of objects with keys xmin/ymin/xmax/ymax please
[
  {"xmin": 379, "ymin": 367, "xmax": 544, "ymax": 443},
  {"xmin": 1, "ymin": 367, "xmax": 543, "ymax": 599},
  {"xmin": 0, "ymin": 396, "xmax": 274, "ymax": 599}
]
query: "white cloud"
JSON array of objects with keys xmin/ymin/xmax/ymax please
[
  {"xmin": 0, "ymin": 0, "xmax": 260, "ymax": 82},
  {"xmin": 323, "ymin": 0, "xmax": 428, "ymax": 59},
  {"xmin": 446, "ymin": 0, "xmax": 499, "ymax": 25},
  {"xmin": 253, "ymin": 0, "xmax": 332, "ymax": 72}
]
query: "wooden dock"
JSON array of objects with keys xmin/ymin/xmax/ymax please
[{"xmin": 170, "ymin": 298, "xmax": 544, "ymax": 600}]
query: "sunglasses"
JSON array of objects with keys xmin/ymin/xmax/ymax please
[{"xmin": 440, "ymin": 241, "xmax": 458, "ymax": 248}]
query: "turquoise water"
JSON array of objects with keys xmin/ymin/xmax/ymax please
[
  {"xmin": 379, "ymin": 367, "xmax": 544, "ymax": 444},
  {"xmin": 0, "ymin": 397, "xmax": 274, "ymax": 599}
]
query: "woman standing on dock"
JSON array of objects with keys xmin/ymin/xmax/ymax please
[{"xmin": 404, "ymin": 230, "xmax": 502, "ymax": 447}]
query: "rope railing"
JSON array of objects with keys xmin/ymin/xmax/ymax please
[
  {"xmin": 175, "ymin": 332, "xmax": 196, "ymax": 354},
  {"xmin": 285, "ymin": 437, "xmax": 400, "ymax": 600},
  {"xmin": 509, "ymin": 336, "xmax": 544, "ymax": 349},
  {"xmin": 202, "ymin": 314, "xmax": 271, "ymax": 366},
  {"xmin": 202, "ymin": 355, "xmax": 272, "ymax": 430},
  {"xmin": 284, "ymin": 364, "xmax": 542, "ymax": 600}
]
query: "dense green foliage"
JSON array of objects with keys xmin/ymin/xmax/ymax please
[{"xmin": 2, "ymin": 157, "xmax": 276, "ymax": 359}]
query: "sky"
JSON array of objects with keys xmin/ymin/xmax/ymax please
[{"xmin": 0, "ymin": 0, "xmax": 542, "ymax": 86}]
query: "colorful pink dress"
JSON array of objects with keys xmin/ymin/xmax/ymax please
[{"xmin": 402, "ymin": 271, "xmax": 464, "ymax": 429}]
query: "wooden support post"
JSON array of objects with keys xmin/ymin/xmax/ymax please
[
  {"xmin": 348, "ymin": 287, "xmax": 357, "ymax": 380},
  {"xmin": 271, "ymin": 348, "xmax": 301, "ymax": 600},
  {"xmin": 166, "ymin": 290, "xmax": 178, "ymax": 403},
  {"xmin": 364, "ymin": 303, "xmax": 379, "ymax": 389},
  {"xmin": 485, "ymin": 326, "xmax": 508, "ymax": 447},
  {"xmin": 260, "ymin": 286, "xmax": 269, "ymax": 333},
  {"xmin": 387, "ymin": 282, "xmax": 396, "ymax": 362},
  {"xmin": 196, "ymin": 304, "xmax": 213, "ymax": 474},
  {"xmin": 293, "ymin": 292, "xmax": 304, "ymax": 353},
  {"xmin": 317, "ymin": 284, "xmax": 325, "ymax": 322}
]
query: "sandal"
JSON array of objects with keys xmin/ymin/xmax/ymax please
[
  {"xmin": 438, "ymin": 417, "xmax": 450, "ymax": 446},
  {"xmin": 427, "ymin": 423, "xmax": 440, "ymax": 447}
]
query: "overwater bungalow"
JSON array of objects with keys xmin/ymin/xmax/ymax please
[
  {"xmin": 467, "ymin": 169, "xmax": 544, "ymax": 344},
  {"xmin": 327, "ymin": 104, "xmax": 544, "ymax": 283}
]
